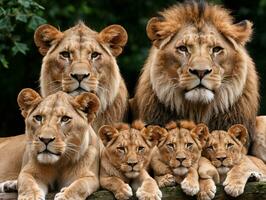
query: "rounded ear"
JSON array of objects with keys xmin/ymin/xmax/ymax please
[
  {"xmin": 74, "ymin": 93, "xmax": 100, "ymax": 123},
  {"xmin": 192, "ymin": 123, "xmax": 209, "ymax": 147},
  {"xmin": 98, "ymin": 24, "xmax": 128, "ymax": 57},
  {"xmin": 228, "ymin": 124, "xmax": 248, "ymax": 145},
  {"xmin": 144, "ymin": 125, "xmax": 168, "ymax": 147},
  {"xmin": 146, "ymin": 17, "xmax": 177, "ymax": 48},
  {"xmin": 34, "ymin": 24, "xmax": 63, "ymax": 56},
  {"xmin": 17, "ymin": 88, "xmax": 42, "ymax": 118},
  {"xmin": 98, "ymin": 125, "xmax": 118, "ymax": 146}
]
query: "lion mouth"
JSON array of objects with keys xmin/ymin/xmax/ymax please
[
  {"xmin": 184, "ymin": 85, "xmax": 214, "ymax": 104},
  {"xmin": 68, "ymin": 87, "xmax": 89, "ymax": 96},
  {"xmin": 187, "ymin": 84, "xmax": 211, "ymax": 91},
  {"xmin": 38, "ymin": 149, "xmax": 61, "ymax": 156}
]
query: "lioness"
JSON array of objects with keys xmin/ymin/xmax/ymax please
[
  {"xmin": 99, "ymin": 121, "xmax": 162, "ymax": 200},
  {"xmin": 203, "ymin": 124, "xmax": 266, "ymax": 197},
  {"xmin": 132, "ymin": 0, "xmax": 258, "ymax": 149},
  {"xmin": 16, "ymin": 88, "xmax": 101, "ymax": 200},
  {"xmin": 150, "ymin": 121, "xmax": 219, "ymax": 200}
]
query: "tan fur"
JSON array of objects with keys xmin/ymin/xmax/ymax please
[
  {"xmin": 35, "ymin": 22, "xmax": 128, "ymax": 131},
  {"xmin": 150, "ymin": 121, "xmax": 218, "ymax": 198},
  {"xmin": 251, "ymin": 116, "xmax": 266, "ymax": 162},
  {"xmin": 99, "ymin": 121, "xmax": 162, "ymax": 200},
  {"xmin": 16, "ymin": 89, "xmax": 101, "ymax": 200},
  {"xmin": 203, "ymin": 124, "xmax": 266, "ymax": 198},
  {"xmin": 132, "ymin": 1, "xmax": 258, "ymax": 150}
]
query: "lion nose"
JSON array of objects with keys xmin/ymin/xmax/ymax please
[
  {"xmin": 216, "ymin": 155, "xmax": 227, "ymax": 162},
  {"xmin": 176, "ymin": 157, "xmax": 186, "ymax": 163},
  {"xmin": 127, "ymin": 161, "xmax": 138, "ymax": 167},
  {"xmin": 39, "ymin": 137, "xmax": 55, "ymax": 145},
  {"xmin": 71, "ymin": 73, "xmax": 90, "ymax": 82},
  {"xmin": 189, "ymin": 69, "xmax": 212, "ymax": 79}
]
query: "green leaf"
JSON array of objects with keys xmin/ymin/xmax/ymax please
[
  {"xmin": 0, "ymin": 56, "xmax": 8, "ymax": 68},
  {"xmin": 12, "ymin": 42, "xmax": 29, "ymax": 55},
  {"xmin": 16, "ymin": 14, "xmax": 28, "ymax": 23},
  {"xmin": 18, "ymin": 0, "xmax": 30, "ymax": 8},
  {"xmin": 28, "ymin": 15, "xmax": 46, "ymax": 30}
]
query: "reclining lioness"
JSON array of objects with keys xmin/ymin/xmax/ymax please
[
  {"xmin": 203, "ymin": 124, "xmax": 266, "ymax": 198},
  {"xmin": 16, "ymin": 88, "xmax": 100, "ymax": 200},
  {"xmin": 99, "ymin": 121, "xmax": 162, "ymax": 200}
]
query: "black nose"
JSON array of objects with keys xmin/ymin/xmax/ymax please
[
  {"xmin": 189, "ymin": 69, "xmax": 212, "ymax": 79},
  {"xmin": 71, "ymin": 73, "xmax": 90, "ymax": 82},
  {"xmin": 39, "ymin": 137, "xmax": 55, "ymax": 145},
  {"xmin": 217, "ymin": 156, "xmax": 227, "ymax": 162},
  {"xmin": 127, "ymin": 161, "xmax": 138, "ymax": 167},
  {"xmin": 176, "ymin": 157, "xmax": 186, "ymax": 163}
]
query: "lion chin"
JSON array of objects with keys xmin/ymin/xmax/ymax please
[
  {"xmin": 185, "ymin": 88, "xmax": 214, "ymax": 104},
  {"xmin": 173, "ymin": 167, "xmax": 189, "ymax": 176},
  {"xmin": 37, "ymin": 152, "xmax": 60, "ymax": 164},
  {"xmin": 68, "ymin": 88, "xmax": 90, "ymax": 96},
  {"xmin": 125, "ymin": 171, "xmax": 140, "ymax": 179},
  {"xmin": 217, "ymin": 166, "xmax": 230, "ymax": 175}
]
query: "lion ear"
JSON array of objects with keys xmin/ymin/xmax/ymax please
[
  {"xmin": 146, "ymin": 17, "xmax": 176, "ymax": 48},
  {"xmin": 144, "ymin": 125, "xmax": 168, "ymax": 147},
  {"xmin": 74, "ymin": 93, "xmax": 100, "ymax": 124},
  {"xmin": 228, "ymin": 124, "xmax": 248, "ymax": 145},
  {"xmin": 98, "ymin": 25, "xmax": 128, "ymax": 57},
  {"xmin": 17, "ymin": 88, "xmax": 42, "ymax": 118},
  {"xmin": 192, "ymin": 123, "xmax": 209, "ymax": 147},
  {"xmin": 99, "ymin": 125, "xmax": 118, "ymax": 146},
  {"xmin": 34, "ymin": 24, "xmax": 63, "ymax": 56}
]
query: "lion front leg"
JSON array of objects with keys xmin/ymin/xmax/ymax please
[
  {"xmin": 55, "ymin": 175, "xmax": 99, "ymax": 200},
  {"xmin": 155, "ymin": 174, "xmax": 176, "ymax": 188},
  {"xmin": 180, "ymin": 167, "xmax": 200, "ymax": 196},
  {"xmin": 197, "ymin": 178, "xmax": 216, "ymax": 200}
]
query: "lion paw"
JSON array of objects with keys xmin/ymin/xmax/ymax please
[
  {"xmin": 181, "ymin": 177, "xmax": 199, "ymax": 196},
  {"xmin": 197, "ymin": 179, "xmax": 216, "ymax": 200},
  {"xmin": 223, "ymin": 181, "xmax": 245, "ymax": 197},
  {"xmin": 0, "ymin": 180, "xmax": 17, "ymax": 192},
  {"xmin": 136, "ymin": 186, "xmax": 162, "ymax": 200},
  {"xmin": 18, "ymin": 192, "xmax": 45, "ymax": 200},
  {"xmin": 114, "ymin": 184, "xmax": 133, "ymax": 200},
  {"xmin": 249, "ymin": 171, "xmax": 262, "ymax": 181},
  {"xmin": 156, "ymin": 174, "xmax": 176, "ymax": 188}
]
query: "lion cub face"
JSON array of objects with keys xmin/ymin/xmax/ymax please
[
  {"xmin": 17, "ymin": 89, "xmax": 99, "ymax": 164},
  {"xmin": 203, "ymin": 124, "xmax": 248, "ymax": 175},
  {"xmin": 99, "ymin": 121, "xmax": 159, "ymax": 179},
  {"xmin": 155, "ymin": 121, "xmax": 208, "ymax": 176}
]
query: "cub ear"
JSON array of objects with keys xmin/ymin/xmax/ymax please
[
  {"xmin": 144, "ymin": 125, "xmax": 168, "ymax": 147},
  {"xmin": 192, "ymin": 123, "xmax": 209, "ymax": 147},
  {"xmin": 146, "ymin": 17, "xmax": 177, "ymax": 48},
  {"xmin": 99, "ymin": 125, "xmax": 118, "ymax": 146},
  {"xmin": 74, "ymin": 93, "xmax": 100, "ymax": 123},
  {"xmin": 98, "ymin": 24, "xmax": 128, "ymax": 57},
  {"xmin": 34, "ymin": 24, "xmax": 63, "ymax": 56},
  {"xmin": 228, "ymin": 124, "xmax": 248, "ymax": 145},
  {"xmin": 17, "ymin": 88, "xmax": 42, "ymax": 118}
]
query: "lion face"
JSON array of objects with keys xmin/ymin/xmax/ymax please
[
  {"xmin": 154, "ymin": 121, "xmax": 208, "ymax": 176},
  {"xmin": 203, "ymin": 124, "xmax": 248, "ymax": 175},
  {"xmin": 34, "ymin": 22, "xmax": 127, "ymax": 111},
  {"xmin": 17, "ymin": 88, "xmax": 99, "ymax": 164},
  {"xmin": 99, "ymin": 121, "xmax": 159, "ymax": 179},
  {"xmin": 146, "ymin": 2, "xmax": 252, "ymax": 107}
]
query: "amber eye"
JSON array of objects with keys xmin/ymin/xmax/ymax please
[
  {"xmin": 138, "ymin": 146, "xmax": 145, "ymax": 152},
  {"xmin": 207, "ymin": 145, "xmax": 214, "ymax": 151},
  {"xmin": 186, "ymin": 142, "xmax": 193, "ymax": 149},
  {"xmin": 167, "ymin": 143, "xmax": 175, "ymax": 150},
  {"xmin": 91, "ymin": 52, "xmax": 101, "ymax": 60},
  {"xmin": 60, "ymin": 51, "xmax": 70, "ymax": 58},
  {"xmin": 226, "ymin": 143, "xmax": 234, "ymax": 149},
  {"xmin": 117, "ymin": 146, "xmax": 125, "ymax": 152},
  {"xmin": 212, "ymin": 46, "xmax": 223, "ymax": 54},
  {"xmin": 177, "ymin": 45, "xmax": 188, "ymax": 53},
  {"xmin": 61, "ymin": 116, "xmax": 72, "ymax": 123},
  {"xmin": 33, "ymin": 115, "xmax": 42, "ymax": 122}
]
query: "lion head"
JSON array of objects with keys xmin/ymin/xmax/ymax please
[
  {"xmin": 34, "ymin": 22, "xmax": 128, "ymax": 114},
  {"xmin": 99, "ymin": 121, "xmax": 159, "ymax": 179},
  {"xmin": 153, "ymin": 121, "xmax": 208, "ymax": 176},
  {"xmin": 203, "ymin": 124, "xmax": 248, "ymax": 175},
  {"xmin": 17, "ymin": 88, "xmax": 100, "ymax": 164}
]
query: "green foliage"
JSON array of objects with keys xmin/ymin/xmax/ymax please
[{"xmin": 0, "ymin": 0, "xmax": 46, "ymax": 68}]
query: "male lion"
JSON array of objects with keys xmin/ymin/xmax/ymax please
[
  {"xmin": 16, "ymin": 88, "xmax": 101, "ymax": 200},
  {"xmin": 150, "ymin": 121, "xmax": 219, "ymax": 200},
  {"xmin": 132, "ymin": 0, "xmax": 258, "ymax": 149},
  {"xmin": 203, "ymin": 124, "xmax": 266, "ymax": 198},
  {"xmin": 99, "ymin": 121, "xmax": 162, "ymax": 200}
]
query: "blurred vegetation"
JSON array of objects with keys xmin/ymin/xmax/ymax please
[{"xmin": 0, "ymin": 0, "xmax": 265, "ymax": 136}]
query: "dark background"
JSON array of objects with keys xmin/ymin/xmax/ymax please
[{"xmin": 0, "ymin": 0, "xmax": 265, "ymax": 136}]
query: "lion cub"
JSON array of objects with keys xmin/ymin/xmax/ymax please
[
  {"xmin": 203, "ymin": 124, "xmax": 266, "ymax": 197},
  {"xmin": 17, "ymin": 89, "xmax": 100, "ymax": 200},
  {"xmin": 99, "ymin": 121, "xmax": 162, "ymax": 200},
  {"xmin": 150, "ymin": 121, "xmax": 219, "ymax": 199}
]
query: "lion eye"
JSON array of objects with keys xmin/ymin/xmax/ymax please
[
  {"xmin": 176, "ymin": 45, "xmax": 188, "ymax": 53},
  {"xmin": 61, "ymin": 116, "xmax": 72, "ymax": 123},
  {"xmin": 138, "ymin": 146, "xmax": 145, "ymax": 152},
  {"xmin": 186, "ymin": 142, "xmax": 193, "ymax": 149},
  {"xmin": 33, "ymin": 115, "xmax": 43, "ymax": 122},
  {"xmin": 167, "ymin": 143, "xmax": 175, "ymax": 150},
  {"xmin": 212, "ymin": 46, "xmax": 223, "ymax": 54},
  {"xmin": 207, "ymin": 145, "xmax": 214, "ymax": 151},
  {"xmin": 226, "ymin": 143, "xmax": 234, "ymax": 149},
  {"xmin": 117, "ymin": 146, "xmax": 125, "ymax": 152},
  {"xmin": 60, "ymin": 51, "xmax": 70, "ymax": 58},
  {"xmin": 91, "ymin": 52, "xmax": 101, "ymax": 60}
]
